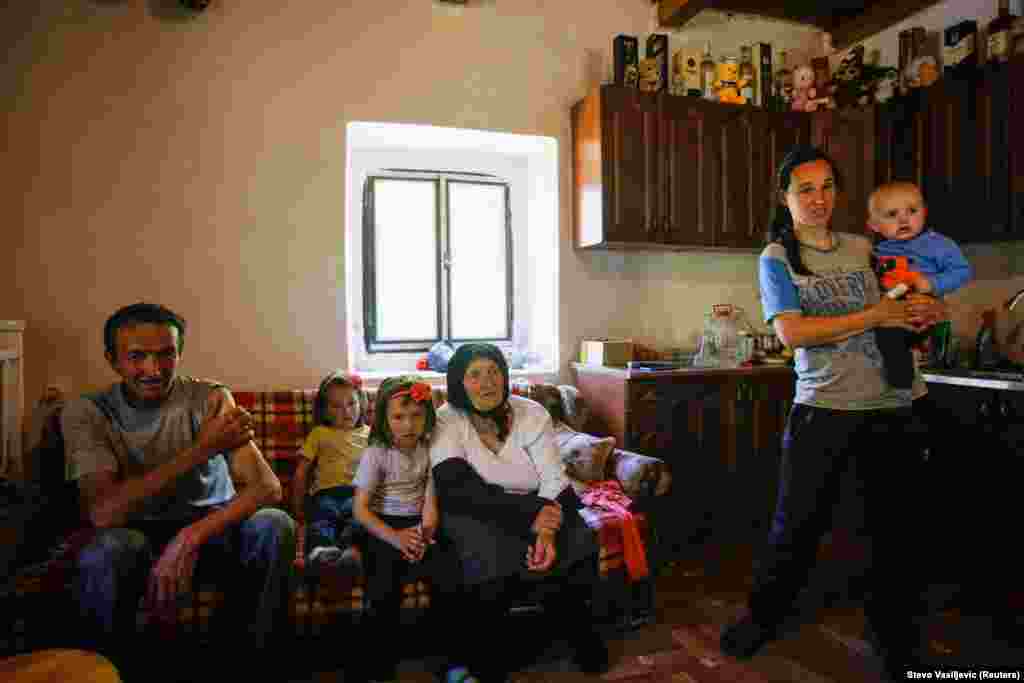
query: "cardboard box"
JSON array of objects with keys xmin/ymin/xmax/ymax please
[{"xmin": 580, "ymin": 339, "xmax": 634, "ymax": 366}]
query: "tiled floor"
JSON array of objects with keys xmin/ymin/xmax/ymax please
[
  {"xmin": 287, "ymin": 539, "xmax": 1023, "ymax": 682},
  {"xmin": 644, "ymin": 542, "xmax": 1024, "ymax": 683}
]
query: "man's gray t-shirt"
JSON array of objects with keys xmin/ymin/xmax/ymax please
[
  {"xmin": 759, "ymin": 232, "xmax": 917, "ymax": 410},
  {"xmin": 62, "ymin": 376, "xmax": 236, "ymax": 521}
]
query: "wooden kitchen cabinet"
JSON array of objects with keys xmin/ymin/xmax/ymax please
[
  {"xmin": 575, "ymin": 55, "xmax": 1024, "ymax": 251},
  {"xmin": 573, "ymin": 86, "xmax": 811, "ymax": 251},
  {"xmin": 811, "ymin": 106, "xmax": 876, "ymax": 237},
  {"xmin": 720, "ymin": 109, "xmax": 812, "ymax": 248},
  {"xmin": 875, "ymin": 54, "xmax": 1024, "ymax": 244},
  {"xmin": 571, "ymin": 363, "xmax": 795, "ymax": 538},
  {"xmin": 573, "ymin": 85, "xmax": 721, "ymax": 249}
]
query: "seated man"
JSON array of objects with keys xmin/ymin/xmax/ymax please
[{"xmin": 61, "ymin": 303, "xmax": 295, "ymax": 679}]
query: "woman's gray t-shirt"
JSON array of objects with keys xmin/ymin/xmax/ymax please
[{"xmin": 759, "ymin": 232, "xmax": 917, "ymax": 410}]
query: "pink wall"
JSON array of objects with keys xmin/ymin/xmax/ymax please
[
  {"xmin": 3, "ymin": 0, "xmax": 1024, "ymax": 410},
  {"xmin": 1, "ymin": 0, "xmax": 650, "ymax": 400}
]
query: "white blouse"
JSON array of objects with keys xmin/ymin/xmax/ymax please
[{"xmin": 430, "ymin": 395, "xmax": 570, "ymax": 501}]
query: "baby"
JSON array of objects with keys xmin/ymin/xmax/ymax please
[{"xmin": 868, "ymin": 181, "xmax": 973, "ymax": 387}]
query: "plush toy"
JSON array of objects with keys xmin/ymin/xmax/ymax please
[
  {"xmin": 811, "ymin": 57, "xmax": 837, "ymax": 109},
  {"xmin": 875, "ymin": 70, "xmax": 898, "ymax": 103},
  {"xmin": 790, "ymin": 65, "xmax": 822, "ymax": 112},
  {"xmin": 792, "ymin": 62, "xmax": 841, "ymax": 111},
  {"xmin": 832, "ymin": 45, "xmax": 873, "ymax": 107},
  {"xmin": 637, "ymin": 57, "xmax": 661, "ymax": 92},
  {"xmin": 776, "ymin": 67, "xmax": 795, "ymax": 108},
  {"xmin": 714, "ymin": 58, "xmax": 747, "ymax": 105},
  {"xmin": 906, "ymin": 55, "xmax": 940, "ymax": 89},
  {"xmin": 877, "ymin": 255, "xmax": 930, "ymax": 295}
]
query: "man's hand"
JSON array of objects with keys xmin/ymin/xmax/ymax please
[
  {"xmin": 526, "ymin": 530, "xmax": 557, "ymax": 572},
  {"xmin": 531, "ymin": 503, "xmax": 562, "ymax": 536},
  {"xmin": 196, "ymin": 407, "xmax": 255, "ymax": 459},
  {"xmin": 146, "ymin": 525, "xmax": 203, "ymax": 619}
]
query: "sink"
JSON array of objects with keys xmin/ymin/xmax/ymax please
[{"xmin": 923, "ymin": 367, "xmax": 1024, "ymax": 382}]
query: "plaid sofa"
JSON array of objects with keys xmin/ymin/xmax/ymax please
[{"xmin": 4, "ymin": 383, "xmax": 669, "ymax": 655}]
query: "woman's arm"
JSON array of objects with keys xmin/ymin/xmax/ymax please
[
  {"xmin": 524, "ymin": 410, "xmax": 573, "ymax": 501},
  {"xmin": 760, "ymin": 247, "xmax": 919, "ymax": 350},
  {"xmin": 421, "ymin": 473, "xmax": 439, "ymax": 544},
  {"xmin": 772, "ymin": 296, "xmax": 914, "ymax": 349}
]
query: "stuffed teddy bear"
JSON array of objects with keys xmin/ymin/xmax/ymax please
[
  {"xmin": 906, "ymin": 55, "xmax": 940, "ymax": 89},
  {"xmin": 637, "ymin": 57, "xmax": 661, "ymax": 93},
  {"xmin": 791, "ymin": 65, "xmax": 817, "ymax": 112},
  {"xmin": 714, "ymin": 58, "xmax": 747, "ymax": 105},
  {"xmin": 875, "ymin": 70, "xmax": 898, "ymax": 104},
  {"xmin": 791, "ymin": 63, "xmax": 836, "ymax": 112}
]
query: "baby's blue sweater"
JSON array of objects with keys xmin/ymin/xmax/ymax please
[{"xmin": 874, "ymin": 229, "xmax": 973, "ymax": 296}]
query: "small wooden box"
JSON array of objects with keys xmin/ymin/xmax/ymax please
[{"xmin": 580, "ymin": 339, "xmax": 634, "ymax": 366}]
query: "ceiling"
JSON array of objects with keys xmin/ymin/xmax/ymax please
[{"xmin": 657, "ymin": 1, "xmax": 946, "ymax": 49}]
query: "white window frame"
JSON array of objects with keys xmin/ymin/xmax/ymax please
[
  {"xmin": 362, "ymin": 171, "xmax": 514, "ymax": 353},
  {"xmin": 345, "ymin": 122, "xmax": 558, "ymax": 379}
]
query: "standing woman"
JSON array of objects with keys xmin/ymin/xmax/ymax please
[
  {"xmin": 430, "ymin": 343, "xmax": 608, "ymax": 682},
  {"xmin": 719, "ymin": 146, "xmax": 945, "ymax": 677}
]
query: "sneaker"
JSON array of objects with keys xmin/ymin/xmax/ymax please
[
  {"xmin": 339, "ymin": 545, "xmax": 363, "ymax": 572},
  {"xmin": 307, "ymin": 545, "xmax": 344, "ymax": 571},
  {"xmin": 442, "ymin": 665, "xmax": 480, "ymax": 683},
  {"xmin": 720, "ymin": 615, "xmax": 778, "ymax": 659}
]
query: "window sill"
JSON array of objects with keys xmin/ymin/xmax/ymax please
[{"xmin": 355, "ymin": 366, "xmax": 559, "ymax": 389}]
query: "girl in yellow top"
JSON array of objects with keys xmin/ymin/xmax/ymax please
[{"xmin": 292, "ymin": 371, "xmax": 370, "ymax": 570}]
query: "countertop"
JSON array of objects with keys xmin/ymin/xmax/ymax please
[
  {"xmin": 921, "ymin": 368, "xmax": 1024, "ymax": 392},
  {"xmin": 570, "ymin": 361, "xmax": 794, "ymax": 381}
]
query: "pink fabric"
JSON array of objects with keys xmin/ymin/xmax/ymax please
[{"xmin": 580, "ymin": 480, "xmax": 649, "ymax": 580}]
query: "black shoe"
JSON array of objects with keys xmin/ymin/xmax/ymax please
[{"xmin": 720, "ymin": 616, "xmax": 778, "ymax": 659}]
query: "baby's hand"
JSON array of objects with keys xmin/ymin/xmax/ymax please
[{"xmin": 909, "ymin": 272, "xmax": 932, "ymax": 294}]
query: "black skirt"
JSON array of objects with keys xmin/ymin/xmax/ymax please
[{"xmin": 442, "ymin": 507, "xmax": 598, "ymax": 586}]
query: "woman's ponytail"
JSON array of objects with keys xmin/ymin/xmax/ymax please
[{"xmin": 767, "ymin": 205, "xmax": 812, "ymax": 276}]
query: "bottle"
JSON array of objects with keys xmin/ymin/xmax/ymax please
[
  {"xmin": 712, "ymin": 304, "xmax": 740, "ymax": 368},
  {"xmin": 739, "ymin": 45, "xmax": 755, "ymax": 104},
  {"xmin": 944, "ymin": 20, "xmax": 978, "ymax": 78},
  {"xmin": 774, "ymin": 49, "xmax": 792, "ymax": 110},
  {"xmin": 701, "ymin": 42, "xmax": 717, "ymax": 100},
  {"xmin": 693, "ymin": 313, "xmax": 720, "ymax": 367},
  {"xmin": 987, "ymin": 0, "xmax": 1016, "ymax": 64}
]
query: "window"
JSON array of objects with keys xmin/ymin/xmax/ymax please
[
  {"xmin": 363, "ymin": 172, "xmax": 513, "ymax": 353},
  {"xmin": 346, "ymin": 122, "xmax": 558, "ymax": 378}
]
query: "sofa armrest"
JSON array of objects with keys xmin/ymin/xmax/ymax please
[{"xmin": 607, "ymin": 448, "xmax": 672, "ymax": 501}]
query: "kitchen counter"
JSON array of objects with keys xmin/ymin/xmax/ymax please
[
  {"xmin": 921, "ymin": 368, "xmax": 1024, "ymax": 392},
  {"xmin": 571, "ymin": 362, "xmax": 794, "ymax": 381}
]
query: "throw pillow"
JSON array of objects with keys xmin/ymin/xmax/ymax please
[{"xmin": 553, "ymin": 425, "xmax": 615, "ymax": 486}]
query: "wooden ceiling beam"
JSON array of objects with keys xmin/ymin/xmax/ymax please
[
  {"xmin": 658, "ymin": 0, "xmax": 946, "ymax": 50},
  {"xmin": 826, "ymin": 1, "xmax": 945, "ymax": 48}
]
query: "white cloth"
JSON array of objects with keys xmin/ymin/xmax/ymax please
[{"xmin": 430, "ymin": 395, "xmax": 570, "ymax": 500}]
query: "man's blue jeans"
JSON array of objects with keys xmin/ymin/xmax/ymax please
[{"xmin": 74, "ymin": 507, "xmax": 295, "ymax": 658}]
